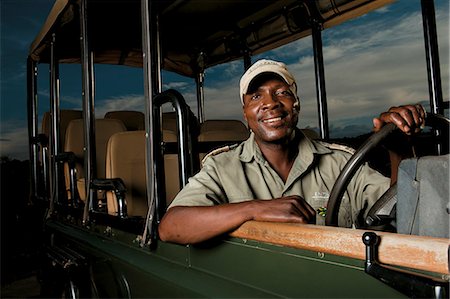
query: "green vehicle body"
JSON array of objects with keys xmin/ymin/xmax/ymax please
[
  {"xmin": 27, "ymin": 0, "xmax": 449, "ymax": 297},
  {"xmin": 46, "ymin": 219, "xmax": 407, "ymax": 298}
]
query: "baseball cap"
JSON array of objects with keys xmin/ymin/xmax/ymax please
[{"xmin": 239, "ymin": 59, "xmax": 298, "ymax": 105}]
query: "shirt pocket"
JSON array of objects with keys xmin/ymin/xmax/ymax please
[{"xmin": 337, "ymin": 200, "xmax": 353, "ymax": 228}]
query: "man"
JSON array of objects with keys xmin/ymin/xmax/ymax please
[{"xmin": 159, "ymin": 59, "xmax": 425, "ymax": 244}]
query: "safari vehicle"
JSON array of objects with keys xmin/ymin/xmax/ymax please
[{"xmin": 27, "ymin": 0, "xmax": 449, "ymax": 298}]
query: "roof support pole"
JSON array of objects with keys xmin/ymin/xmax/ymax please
[
  {"xmin": 49, "ymin": 33, "xmax": 63, "ymax": 206},
  {"xmin": 195, "ymin": 52, "xmax": 206, "ymax": 123},
  {"xmin": 421, "ymin": 0, "xmax": 443, "ymax": 115},
  {"xmin": 141, "ymin": 0, "xmax": 157, "ymax": 246},
  {"xmin": 421, "ymin": 0, "xmax": 443, "ymax": 155},
  {"xmin": 153, "ymin": 14, "xmax": 162, "ymax": 94},
  {"xmin": 27, "ymin": 57, "xmax": 39, "ymax": 202},
  {"xmin": 79, "ymin": 0, "xmax": 97, "ymax": 223},
  {"xmin": 243, "ymin": 51, "xmax": 252, "ymax": 71},
  {"xmin": 311, "ymin": 19, "xmax": 329, "ymax": 140},
  {"xmin": 196, "ymin": 71, "xmax": 205, "ymax": 123}
]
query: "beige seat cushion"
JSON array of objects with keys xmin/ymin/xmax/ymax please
[
  {"xmin": 198, "ymin": 119, "xmax": 249, "ymax": 142},
  {"xmin": 163, "ymin": 129, "xmax": 180, "ymax": 206},
  {"xmin": 106, "ymin": 131, "xmax": 148, "ymax": 217},
  {"xmin": 104, "ymin": 110, "xmax": 145, "ymax": 131},
  {"xmin": 106, "ymin": 128, "xmax": 180, "ymax": 217},
  {"xmin": 198, "ymin": 119, "xmax": 250, "ymax": 162},
  {"xmin": 42, "ymin": 110, "xmax": 83, "ymax": 147},
  {"xmin": 64, "ymin": 118, "xmax": 127, "ymax": 201}
]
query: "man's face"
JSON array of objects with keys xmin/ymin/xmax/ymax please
[{"xmin": 243, "ymin": 74, "xmax": 299, "ymax": 145}]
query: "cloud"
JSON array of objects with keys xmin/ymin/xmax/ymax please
[
  {"xmin": 61, "ymin": 95, "xmax": 83, "ymax": 107},
  {"xmin": 163, "ymin": 81, "xmax": 191, "ymax": 90},
  {"xmin": 95, "ymin": 94, "xmax": 146, "ymax": 117}
]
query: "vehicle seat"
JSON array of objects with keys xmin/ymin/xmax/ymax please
[
  {"xmin": 106, "ymin": 131, "xmax": 148, "ymax": 217},
  {"xmin": 64, "ymin": 118, "xmax": 127, "ymax": 201},
  {"xmin": 41, "ymin": 110, "xmax": 83, "ymax": 148},
  {"xmin": 104, "ymin": 110, "xmax": 145, "ymax": 131},
  {"xmin": 396, "ymin": 154, "xmax": 449, "ymax": 238},
  {"xmin": 105, "ymin": 127, "xmax": 180, "ymax": 216},
  {"xmin": 162, "ymin": 111, "xmax": 177, "ymax": 132},
  {"xmin": 198, "ymin": 119, "xmax": 249, "ymax": 142},
  {"xmin": 161, "ymin": 112, "xmax": 182, "ymax": 205},
  {"xmin": 161, "ymin": 111, "xmax": 199, "ymax": 205},
  {"xmin": 198, "ymin": 119, "xmax": 249, "ymax": 162},
  {"xmin": 162, "ymin": 129, "xmax": 180, "ymax": 206},
  {"xmin": 40, "ymin": 110, "xmax": 83, "ymax": 196}
]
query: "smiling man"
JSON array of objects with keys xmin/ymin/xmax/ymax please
[{"xmin": 158, "ymin": 59, "xmax": 425, "ymax": 245}]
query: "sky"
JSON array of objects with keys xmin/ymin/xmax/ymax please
[{"xmin": 1, "ymin": 0, "xmax": 449, "ymax": 160}]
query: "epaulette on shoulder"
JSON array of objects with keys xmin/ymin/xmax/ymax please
[
  {"xmin": 316, "ymin": 140, "xmax": 356, "ymax": 155},
  {"xmin": 201, "ymin": 144, "xmax": 238, "ymax": 167}
]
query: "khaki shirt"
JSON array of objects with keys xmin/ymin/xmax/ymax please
[{"xmin": 169, "ymin": 131, "xmax": 390, "ymax": 227}]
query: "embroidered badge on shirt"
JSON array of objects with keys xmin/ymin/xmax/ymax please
[
  {"xmin": 312, "ymin": 191, "xmax": 329, "ymax": 217},
  {"xmin": 312, "ymin": 191, "xmax": 329, "ymax": 200},
  {"xmin": 317, "ymin": 206, "xmax": 327, "ymax": 217}
]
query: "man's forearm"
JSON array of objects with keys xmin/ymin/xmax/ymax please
[
  {"xmin": 158, "ymin": 196, "xmax": 315, "ymax": 244},
  {"xmin": 158, "ymin": 203, "xmax": 255, "ymax": 244}
]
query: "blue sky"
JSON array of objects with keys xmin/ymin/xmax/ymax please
[{"xmin": 1, "ymin": 0, "xmax": 449, "ymax": 160}]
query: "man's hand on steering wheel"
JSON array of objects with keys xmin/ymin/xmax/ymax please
[
  {"xmin": 372, "ymin": 104, "xmax": 426, "ymax": 135},
  {"xmin": 371, "ymin": 104, "xmax": 427, "ymax": 185}
]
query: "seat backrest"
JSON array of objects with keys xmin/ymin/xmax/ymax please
[
  {"xmin": 161, "ymin": 112, "xmax": 182, "ymax": 205},
  {"xmin": 162, "ymin": 129, "xmax": 180, "ymax": 206},
  {"xmin": 41, "ymin": 109, "xmax": 83, "ymax": 149},
  {"xmin": 198, "ymin": 119, "xmax": 249, "ymax": 162},
  {"xmin": 161, "ymin": 111, "xmax": 177, "ymax": 131},
  {"xmin": 160, "ymin": 111, "xmax": 199, "ymax": 205},
  {"xmin": 397, "ymin": 155, "xmax": 449, "ymax": 238},
  {"xmin": 64, "ymin": 118, "xmax": 127, "ymax": 201},
  {"xmin": 106, "ymin": 131, "xmax": 148, "ymax": 217},
  {"xmin": 105, "ymin": 129, "xmax": 180, "ymax": 216},
  {"xmin": 104, "ymin": 110, "xmax": 145, "ymax": 131},
  {"xmin": 198, "ymin": 119, "xmax": 249, "ymax": 142}
]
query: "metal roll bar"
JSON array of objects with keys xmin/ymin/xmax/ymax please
[
  {"xmin": 311, "ymin": 18, "xmax": 329, "ymax": 140},
  {"xmin": 79, "ymin": 0, "xmax": 97, "ymax": 223},
  {"xmin": 27, "ymin": 58, "xmax": 39, "ymax": 201},
  {"xmin": 421, "ymin": 0, "xmax": 444, "ymax": 155},
  {"xmin": 153, "ymin": 89, "xmax": 196, "ymax": 189}
]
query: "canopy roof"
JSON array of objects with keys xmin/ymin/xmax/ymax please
[{"xmin": 29, "ymin": 0, "xmax": 393, "ymax": 77}]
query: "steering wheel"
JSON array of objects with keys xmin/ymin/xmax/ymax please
[{"xmin": 325, "ymin": 113, "xmax": 449, "ymax": 227}]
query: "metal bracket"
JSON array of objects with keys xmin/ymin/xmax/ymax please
[
  {"xmin": 362, "ymin": 232, "xmax": 448, "ymax": 298},
  {"xmin": 91, "ymin": 178, "xmax": 128, "ymax": 218}
]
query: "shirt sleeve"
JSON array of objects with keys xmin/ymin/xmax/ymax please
[{"xmin": 167, "ymin": 159, "xmax": 228, "ymax": 209}]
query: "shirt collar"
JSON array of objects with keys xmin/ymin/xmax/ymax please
[
  {"xmin": 239, "ymin": 129, "xmax": 332, "ymax": 164},
  {"xmin": 239, "ymin": 132, "xmax": 261, "ymax": 163}
]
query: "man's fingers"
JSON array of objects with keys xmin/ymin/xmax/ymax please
[
  {"xmin": 381, "ymin": 111, "xmax": 410, "ymax": 133},
  {"xmin": 288, "ymin": 196, "xmax": 316, "ymax": 221},
  {"xmin": 416, "ymin": 104, "xmax": 426, "ymax": 128},
  {"xmin": 398, "ymin": 109, "xmax": 416, "ymax": 133},
  {"xmin": 413, "ymin": 104, "xmax": 425, "ymax": 126},
  {"xmin": 392, "ymin": 105, "xmax": 423, "ymax": 128},
  {"xmin": 301, "ymin": 201, "xmax": 316, "ymax": 224},
  {"xmin": 302, "ymin": 199, "xmax": 316, "ymax": 216},
  {"xmin": 378, "ymin": 104, "xmax": 426, "ymax": 135}
]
